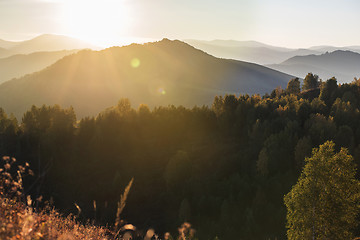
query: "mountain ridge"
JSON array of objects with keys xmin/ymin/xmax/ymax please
[
  {"xmin": 184, "ymin": 39, "xmax": 321, "ymax": 64},
  {"xmin": 268, "ymin": 50, "xmax": 360, "ymax": 82},
  {"xmin": 0, "ymin": 34, "xmax": 98, "ymax": 55},
  {"xmin": 0, "ymin": 49, "xmax": 80, "ymax": 84},
  {"xmin": 0, "ymin": 39, "xmax": 293, "ymax": 118}
]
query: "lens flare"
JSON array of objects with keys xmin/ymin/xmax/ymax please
[
  {"xmin": 131, "ymin": 58, "xmax": 140, "ymax": 68},
  {"xmin": 158, "ymin": 87, "xmax": 166, "ymax": 95}
]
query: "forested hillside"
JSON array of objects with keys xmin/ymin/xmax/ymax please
[{"xmin": 1, "ymin": 75, "xmax": 360, "ymax": 239}]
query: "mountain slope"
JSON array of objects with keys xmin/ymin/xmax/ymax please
[
  {"xmin": 0, "ymin": 50, "xmax": 80, "ymax": 84},
  {"xmin": 184, "ymin": 39, "xmax": 320, "ymax": 64},
  {"xmin": 268, "ymin": 50, "xmax": 360, "ymax": 83},
  {"xmin": 0, "ymin": 39, "xmax": 293, "ymax": 118}
]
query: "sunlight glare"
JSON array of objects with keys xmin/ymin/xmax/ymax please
[{"xmin": 61, "ymin": 0, "xmax": 131, "ymax": 47}]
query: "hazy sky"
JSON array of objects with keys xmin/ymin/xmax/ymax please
[{"xmin": 1, "ymin": 0, "xmax": 360, "ymax": 48}]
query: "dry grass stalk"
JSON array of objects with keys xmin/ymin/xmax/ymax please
[{"xmin": 114, "ymin": 178, "xmax": 134, "ymax": 234}]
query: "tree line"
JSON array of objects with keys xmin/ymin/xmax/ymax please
[{"xmin": 1, "ymin": 73, "xmax": 360, "ymax": 239}]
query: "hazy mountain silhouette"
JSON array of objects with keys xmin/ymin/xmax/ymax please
[
  {"xmin": 0, "ymin": 47, "xmax": 14, "ymax": 58},
  {"xmin": 0, "ymin": 39, "xmax": 293, "ymax": 118},
  {"xmin": 0, "ymin": 50, "xmax": 80, "ymax": 84},
  {"xmin": 308, "ymin": 45, "xmax": 360, "ymax": 53},
  {"xmin": 194, "ymin": 39, "xmax": 290, "ymax": 50},
  {"xmin": 0, "ymin": 39, "xmax": 18, "ymax": 49},
  {"xmin": 184, "ymin": 39, "xmax": 320, "ymax": 64},
  {"xmin": 0, "ymin": 34, "xmax": 97, "ymax": 55},
  {"xmin": 268, "ymin": 50, "xmax": 360, "ymax": 83}
]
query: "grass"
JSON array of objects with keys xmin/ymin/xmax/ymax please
[
  {"xmin": 0, "ymin": 196, "xmax": 109, "ymax": 239},
  {"xmin": 0, "ymin": 156, "xmax": 109, "ymax": 240},
  {"xmin": 0, "ymin": 156, "xmax": 198, "ymax": 240}
]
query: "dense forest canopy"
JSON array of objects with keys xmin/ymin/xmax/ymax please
[{"xmin": 1, "ymin": 74, "xmax": 360, "ymax": 239}]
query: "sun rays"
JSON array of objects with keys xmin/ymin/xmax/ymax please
[{"xmin": 59, "ymin": 0, "xmax": 131, "ymax": 47}]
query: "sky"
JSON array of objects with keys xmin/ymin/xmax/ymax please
[{"xmin": 1, "ymin": 0, "xmax": 360, "ymax": 48}]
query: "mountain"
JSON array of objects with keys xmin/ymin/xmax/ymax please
[
  {"xmin": 0, "ymin": 39, "xmax": 293, "ymax": 118},
  {"xmin": 268, "ymin": 50, "xmax": 360, "ymax": 83},
  {"xmin": 0, "ymin": 39, "xmax": 18, "ymax": 49},
  {"xmin": 0, "ymin": 50, "xmax": 80, "ymax": 84},
  {"xmin": 0, "ymin": 47, "xmax": 15, "ymax": 58},
  {"xmin": 194, "ymin": 39, "xmax": 292, "ymax": 51},
  {"xmin": 184, "ymin": 39, "xmax": 320, "ymax": 64},
  {"xmin": 7, "ymin": 34, "xmax": 97, "ymax": 54},
  {"xmin": 308, "ymin": 45, "xmax": 360, "ymax": 53}
]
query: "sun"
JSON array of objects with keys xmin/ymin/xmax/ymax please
[{"xmin": 60, "ymin": 0, "xmax": 131, "ymax": 47}]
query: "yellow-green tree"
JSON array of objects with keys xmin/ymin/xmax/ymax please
[
  {"xmin": 303, "ymin": 73, "xmax": 320, "ymax": 91},
  {"xmin": 284, "ymin": 141, "xmax": 360, "ymax": 240},
  {"xmin": 286, "ymin": 78, "xmax": 301, "ymax": 94}
]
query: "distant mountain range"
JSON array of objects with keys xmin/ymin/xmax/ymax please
[
  {"xmin": 308, "ymin": 45, "xmax": 360, "ymax": 52},
  {"xmin": 0, "ymin": 39, "xmax": 293, "ymax": 118},
  {"xmin": 0, "ymin": 34, "xmax": 97, "ymax": 55},
  {"xmin": 268, "ymin": 50, "xmax": 360, "ymax": 83},
  {"xmin": 0, "ymin": 34, "xmax": 100, "ymax": 83},
  {"xmin": 0, "ymin": 50, "xmax": 80, "ymax": 84},
  {"xmin": 185, "ymin": 39, "xmax": 360, "ymax": 83},
  {"xmin": 184, "ymin": 39, "xmax": 321, "ymax": 65},
  {"xmin": 0, "ymin": 39, "xmax": 18, "ymax": 49},
  {"xmin": 0, "ymin": 47, "xmax": 15, "ymax": 58}
]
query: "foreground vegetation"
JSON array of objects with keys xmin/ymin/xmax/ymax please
[
  {"xmin": 0, "ymin": 196, "xmax": 110, "ymax": 240},
  {"xmin": 1, "ymin": 73, "xmax": 360, "ymax": 239},
  {"xmin": 0, "ymin": 157, "xmax": 196, "ymax": 240},
  {"xmin": 0, "ymin": 157, "xmax": 109, "ymax": 240},
  {"xmin": 285, "ymin": 141, "xmax": 360, "ymax": 239}
]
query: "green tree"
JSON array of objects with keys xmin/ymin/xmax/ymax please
[
  {"xmin": 179, "ymin": 198, "xmax": 191, "ymax": 222},
  {"xmin": 271, "ymin": 86, "xmax": 285, "ymax": 98},
  {"xmin": 335, "ymin": 125, "xmax": 354, "ymax": 149},
  {"xmin": 256, "ymin": 148, "xmax": 269, "ymax": 176},
  {"xmin": 319, "ymin": 77, "xmax": 338, "ymax": 107},
  {"xmin": 286, "ymin": 78, "xmax": 301, "ymax": 94},
  {"xmin": 294, "ymin": 136, "xmax": 312, "ymax": 171},
  {"xmin": 303, "ymin": 73, "xmax": 319, "ymax": 91},
  {"xmin": 284, "ymin": 141, "xmax": 360, "ymax": 240},
  {"xmin": 164, "ymin": 151, "xmax": 192, "ymax": 190}
]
